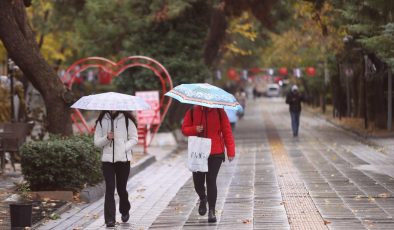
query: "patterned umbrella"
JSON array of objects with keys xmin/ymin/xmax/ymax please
[
  {"xmin": 71, "ymin": 92, "xmax": 151, "ymax": 111},
  {"xmin": 165, "ymin": 83, "xmax": 242, "ymax": 110}
]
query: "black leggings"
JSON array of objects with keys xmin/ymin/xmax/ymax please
[
  {"xmin": 192, "ymin": 156, "xmax": 223, "ymax": 210},
  {"xmin": 102, "ymin": 161, "xmax": 131, "ymax": 223}
]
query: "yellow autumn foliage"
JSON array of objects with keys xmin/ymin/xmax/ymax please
[
  {"xmin": 26, "ymin": 0, "xmax": 74, "ymax": 66},
  {"xmin": 225, "ymin": 12, "xmax": 257, "ymax": 56},
  {"xmin": 0, "ymin": 43, "xmax": 6, "ymax": 75},
  {"xmin": 261, "ymin": 1, "xmax": 344, "ymax": 68}
]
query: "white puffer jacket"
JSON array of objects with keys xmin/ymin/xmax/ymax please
[{"xmin": 94, "ymin": 113, "xmax": 138, "ymax": 162}]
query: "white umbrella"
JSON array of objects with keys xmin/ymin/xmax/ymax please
[
  {"xmin": 71, "ymin": 92, "xmax": 151, "ymax": 134},
  {"xmin": 71, "ymin": 92, "xmax": 151, "ymax": 111}
]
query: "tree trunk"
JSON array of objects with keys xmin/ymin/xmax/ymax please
[
  {"xmin": 351, "ymin": 70, "xmax": 359, "ymax": 117},
  {"xmin": 37, "ymin": 10, "xmax": 50, "ymax": 49},
  {"xmin": 358, "ymin": 70, "xmax": 365, "ymax": 118},
  {"xmin": 203, "ymin": 4, "xmax": 227, "ymax": 67},
  {"xmin": 375, "ymin": 75, "xmax": 386, "ymax": 128},
  {"xmin": 0, "ymin": 0, "xmax": 72, "ymax": 135}
]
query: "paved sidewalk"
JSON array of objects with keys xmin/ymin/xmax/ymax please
[
  {"xmin": 36, "ymin": 144, "xmax": 178, "ymax": 230},
  {"xmin": 267, "ymin": 97, "xmax": 394, "ymax": 229},
  {"xmin": 36, "ymin": 97, "xmax": 394, "ymax": 229},
  {"xmin": 0, "ymin": 144, "xmax": 174, "ymax": 229}
]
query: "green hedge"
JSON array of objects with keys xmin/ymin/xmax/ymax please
[{"xmin": 20, "ymin": 135, "xmax": 103, "ymax": 191}]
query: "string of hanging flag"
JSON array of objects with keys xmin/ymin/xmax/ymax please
[{"xmin": 222, "ymin": 67, "xmax": 316, "ymax": 81}]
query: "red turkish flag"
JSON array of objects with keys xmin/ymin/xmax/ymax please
[
  {"xmin": 278, "ymin": 67, "xmax": 288, "ymax": 76},
  {"xmin": 306, "ymin": 67, "xmax": 316, "ymax": 77},
  {"xmin": 227, "ymin": 68, "xmax": 239, "ymax": 80},
  {"xmin": 98, "ymin": 70, "xmax": 112, "ymax": 84}
]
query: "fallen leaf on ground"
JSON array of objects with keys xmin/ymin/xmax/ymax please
[
  {"xmin": 378, "ymin": 193, "xmax": 389, "ymax": 198},
  {"xmin": 48, "ymin": 202, "xmax": 57, "ymax": 207},
  {"xmin": 324, "ymin": 220, "xmax": 331, "ymax": 225},
  {"xmin": 49, "ymin": 213, "xmax": 61, "ymax": 220},
  {"xmin": 354, "ymin": 195, "xmax": 362, "ymax": 200},
  {"xmin": 242, "ymin": 219, "xmax": 252, "ymax": 224}
]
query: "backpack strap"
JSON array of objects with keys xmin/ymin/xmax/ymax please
[
  {"xmin": 125, "ymin": 116, "xmax": 129, "ymax": 137},
  {"xmin": 190, "ymin": 107, "xmax": 194, "ymax": 123},
  {"xmin": 217, "ymin": 108, "xmax": 222, "ymax": 130}
]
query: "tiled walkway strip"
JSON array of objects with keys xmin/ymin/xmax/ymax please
[{"xmin": 264, "ymin": 112, "xmax": 328, "ymax": 230}]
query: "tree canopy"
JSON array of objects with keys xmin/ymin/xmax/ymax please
[{"xmin": 1, "ymin": 0, "xmax": 394, "ymax": 133}]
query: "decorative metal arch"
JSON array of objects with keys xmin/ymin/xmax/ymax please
[{"xmin": 62, "ymin": 56, "xmax": 173, "ymax": 151}]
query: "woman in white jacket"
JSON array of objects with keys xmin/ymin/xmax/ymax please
[{"xmin": 94, "ymin": 110, "xmax": 138, "ymax": 227}]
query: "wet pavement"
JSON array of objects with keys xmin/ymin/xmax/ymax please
[{"xmin": 37, "ymin": 97, "xmax": 394, "ymax": 229}]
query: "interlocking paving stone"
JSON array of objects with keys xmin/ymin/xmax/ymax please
[
  {"xmin": 264, "ymin": 112, "xmax": 328, "ymax": 230},
  {"xmin": 39, "ymin": 153, "xmax": 191, "ymax": 230}
]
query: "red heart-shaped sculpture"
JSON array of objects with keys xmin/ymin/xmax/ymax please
[{"xmin": 62, "ymin": 56, "xmax": 173, "ymax": 151}]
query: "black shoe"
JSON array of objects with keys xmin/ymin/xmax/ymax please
[
  {"xmin": 121, "ymin": 213, "xmax": 130, "ymax": 222},
  {"xmin": 106, "ymin": 221, "xmax": 115, "ymax": 227},
  {"xmin": 198, "ymin": 197, "xmax": 207, "ymax": 216},
  {"xmin": 208, "ymin": 209, "xmax": 217, "ymax": 223}
]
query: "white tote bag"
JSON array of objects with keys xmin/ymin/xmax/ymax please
[{"xmin": 187, "ymin": 136, "xmax": 212, "ymax": 172}]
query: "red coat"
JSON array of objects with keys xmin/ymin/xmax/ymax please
[{"xmin": 182, "ymin": 106, "xmax": 235, "ymax": 157}]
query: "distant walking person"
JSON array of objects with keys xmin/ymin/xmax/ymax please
[
  {"xmin": 94, "ymin": 111, "xmax": 138, "ymax": 228},
  {"xmin": 182, "ymin": 106, "xmax": 235, "ymax": 223},
  {"xmin": 285, "ymin": 85, "xmax": 304, "ymax": 137},
  {"xmin": 225, "ymin": 108, "xmax": 238, "ymax": 131}
]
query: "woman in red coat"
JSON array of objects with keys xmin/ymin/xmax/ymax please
[{"xmin": 182, "ymin": 105, "xmax": 236, "ymax": 223}]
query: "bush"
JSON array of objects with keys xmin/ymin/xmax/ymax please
[{"xmin": 20, "ymin": 135, "xmax": 103, "ymax": 191}]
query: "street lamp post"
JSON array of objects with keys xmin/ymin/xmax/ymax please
[
  {"xmin": 344, "ymin": 66, "xmax": 353, "ymax": 117},
  {"xmin": 388, "ymin": 68, "xmax": 392, "ymax": 131},
  {"xmin": 7, "ymin": 58, "xmax": 16, "ymax": 122},
  {"xmin": 342, "ymin": 36, "xmax": 353, "ymax": 118},
  {"xmin": 363, "ymin": 54, "xmax": 380, "ymax": 130}
]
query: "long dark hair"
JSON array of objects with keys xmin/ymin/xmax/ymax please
[
  {"xmin": 95, "ymin": 111, "xmax": 137, "ymax": 127},
  {"xmin": 95, "ymin": 111, "xmax": 110, "ymax": 128},
  {"xmin": 114, "ymin": 111, "xmax": 138, "ymax": 127}
]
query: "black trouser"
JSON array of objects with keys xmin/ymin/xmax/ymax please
[
  {"xmin": 102, "ymin": 161, "xmax": 131, "ymax": 223},
  {"xmin": 192, "ymin": 156, "xmax": 223, "ymax": 210}
]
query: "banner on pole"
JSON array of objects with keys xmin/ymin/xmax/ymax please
[{"xmin": 136, "ymin": 91, "xmax": 161, "ymax": 125}]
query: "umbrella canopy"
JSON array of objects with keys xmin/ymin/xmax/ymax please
[
  {"xmin": 165, "ymin": 83, "xmax": 242, "ymax": 111},
  {"xmin": 71, "ymin": 92, "xmax": 151, "ymax": 111}
]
